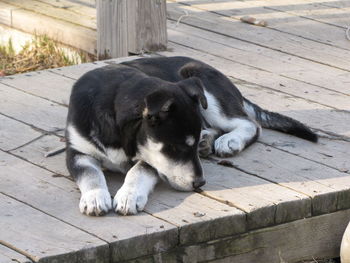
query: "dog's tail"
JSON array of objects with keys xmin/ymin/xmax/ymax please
[{"xmin": 243, "ymin": 98, "xmax": 318, "ymax": 142}]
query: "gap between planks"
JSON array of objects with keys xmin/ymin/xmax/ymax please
[
  {"xmin": 166, "ymin": 19, "xmax": 350, "ymax": 98},
  {"xmin": 166, "ymin": 0, "xmax": 350, "ymax": 72},
  {"xmin": 171, "ymin": 0, "xmax": 350, "ymax": 51}
]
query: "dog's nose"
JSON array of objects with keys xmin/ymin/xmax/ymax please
[{"xmin": 193, "ymin": 178, "xmax": 206, "ymax": 189}]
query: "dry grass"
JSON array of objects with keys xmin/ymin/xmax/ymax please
[{"xmin": 0, "ymin": 35, "xmax": 90, "ymax": 76}]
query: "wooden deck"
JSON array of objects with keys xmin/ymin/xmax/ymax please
[{"xmin": 1, "ymin": 0, "xmax": 350, "ymax": 262}]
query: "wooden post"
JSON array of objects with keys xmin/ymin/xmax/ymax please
[
  {"xmin": 96, "ymin": 0, "xmax": 128, "ymax": 59},
  {"xmin": 96, "ymin": 0, "xmax": 167, "ymax": 59}
]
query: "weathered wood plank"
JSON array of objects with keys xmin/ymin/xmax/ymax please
[
  {"xmin": 0, "ymin": 70, "xmax": 75, "ymax": 106},
  {"xmin": 1, "ymin": 0, "xmax": 96, "ymax": 29},
  {"xmin": 96, "ymin": 0, "xmax": 128, "ymax": 58},
  {"xmin": 127, "ymin": 209, "xmax": 350, "ymax": 263},
  {"xmin": 0, "ymin": 2, "xmax": 96, "ymax": 54},
  {"xmin": 11, "ymin": 134, "xmax": 68, "ymax": 176},
  {"xmin": 126, "ymin": 0, "xmax": 167, "ymax": 54},
  {"xmin": 0, "ymin": 193, "xmax": 109, "ymax": 263},
  {"xmin": 37, "ymin": 0, "xmax": 96, "ymax": 18},
  {"xmin": 11, "ymin": 135, "xmax": 248, "ymax": 246},
  {"xmin": 220, "ymin": 142, "xmax": 350, "ymax": 214},
  {"xmin": 201, "ymin": 160, "xmax": 311, "ymax": 229},
  {"xmin": 159, "ymin": 42, "xmax": 350, "ymax": 137},
  {"xmin": 49, "ymin": 56, "xmax": 142, "ymax": 80},
  {"xmin": 0, "ymin": 114, "xmax": 42, "ymax": 151},
  {"xmin": 257, "ymin": 0, "xmax": 350, "ymax": 29},
  {"xmin": 96, "ymin": 0, "xmax": 167, "ymax": 58},
  {"xmin": 137, "ymin": 183, "xmax": 247, "ymax": 245},
  {"xmin": 167, "ymin": 20, "xmax": 350, "ymax": 99},
  {"xmin": 321, "ymin": 0, "xmax": 350, "ymax": 8},
  {"xmin": 0, "ymin": 245, "xmax": 32, "ymax": 263},
  {"xmin": 0, "ymin": 83, "xmax": 67, "ymax": 132},
  {"xmin": 49, "ymin": 61, "xmax": 107, "ymax": 80},
  {"xmin": 260, "ymin": 129, "xmax": 350, "ymax": 174},
  {"xmin": 184, "ymin": 0, "xmax": 350, "ymax": 51},
  {"xmin": 166, "ymin": 1, "xmax": 350, "ymax": 71},
  {"xmin": 0, "ymin": 151, "xmax": 178, "ymax": 262}
]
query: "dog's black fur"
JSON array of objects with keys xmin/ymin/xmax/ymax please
[
  {"xmin": 122, "ymin": 56, "xmax": 317, "ymax": 142},
  {"xmin": 66, "ymin": 56, "xmax": 318, "ymax": 216}
]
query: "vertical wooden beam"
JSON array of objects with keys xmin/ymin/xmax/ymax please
[
  {"xmin": 96, "ymin": 0, "xmax": 167, "ymax": 59},
  {"xmin": 127, "ymin": 0, "xmax": 167, "ymax": 54},
  {"xmin": 96, "ymin": 0, "xmax": 128, "ymax": 59}
]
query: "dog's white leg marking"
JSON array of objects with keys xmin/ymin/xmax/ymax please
[
  {"xmin": 201, "ymin": 91, "xmax": 260, "ymax": 157},
  {"xmin": 75, "ymin": 155, "xmax": 112, "ymax": 216},
  {"xmin": 113, "ymin": 161, "xmax": 158, "ymax": 215},
  {"xmin": 214, "ymin": 119, "xmax": 258, "ymax": 157}
]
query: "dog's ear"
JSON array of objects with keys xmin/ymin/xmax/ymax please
[
  {"xmin": 179, "ymin": 62, "xmax": 201, "ymax": 79},
  {"xmin": 143, "ymin": 90, "xmax": 174, "ymax": 126},
  {"xmin": 178, "ymin": 77, "xmax": 208, "ymax": 109}
]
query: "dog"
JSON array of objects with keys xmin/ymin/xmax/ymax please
[{"xmin": 66, "ymin": 56, "xmax": 317, "ymax": 216}]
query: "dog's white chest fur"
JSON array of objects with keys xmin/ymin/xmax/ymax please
[{"xmin": 67, "ymin": 125, "xmax": 128, "ymax": 172}]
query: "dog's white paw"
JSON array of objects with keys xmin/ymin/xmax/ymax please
[
  {"xmin": 214, "ymin": 134, "xmax": 244, "ymax": 157},
  {"xmin": 198, "ymin": 130, "xmax": 214, "ymax": 157},
  {"xmin": 79, "ymin": 189, "xmax": 112, "ymax": 216},
  {"xmin": 113, "ymin": 185, "xmax": 148, "ymax": 215}
]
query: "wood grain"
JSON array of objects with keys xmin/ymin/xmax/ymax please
[
  {"xmin": 126, "ymin": 209, "xmax": 350, "ymax": 263},
  {"xmin": 0, "ymin": 193, "xmax": 109, "ymax": 263},
  {"xmin": 0, "ymin": 245, "xmax": 32, "ymax": 263},
  {"xmin": 0, "ymin": 114, "xmax": 42, "ymax": 151},
  {"xmin": 0, "ymin": 2, "xmax": 96, "ymax": 54},
  {"xmin": 0, "ymin": 83, "xmax": 67, "ymax": 132},
  {"xmin": 166, "ymin": 1, "xmax": 350, "ymax": 72},
  {"xmin": 96, "ymin": 0, "xmax": 128, "ymax": 58},
  {"xmin": 167, "ymin": 21, "xmax": 350, "ymax": 98},
  {"xmin": 0, "ymin": 150, "xmax": 178, "ymax": 262}
]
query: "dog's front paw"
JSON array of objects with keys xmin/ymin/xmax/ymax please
[
  {"xmin": 79, "ymin": 189, "xmax": 112, "ymax": 216},
  {"xmin": 198, "ymin": 130, "xmax": 214, "ymax": 157},
  {"xmin": 113, "ymin": 185, "xmax": 148, "ymax": 215},
  {"xmin": 214, "ymin": 134, "xmax": 243, "ymax": 157}
]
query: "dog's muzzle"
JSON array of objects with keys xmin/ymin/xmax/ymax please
[{"xmin": 193, "ymin": 177, "xmax": 206, "ymax": 189}]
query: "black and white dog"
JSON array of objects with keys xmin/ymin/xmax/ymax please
[{"xmin": 66, "ymin": 56, "xmax": 317, "ymax": 216}]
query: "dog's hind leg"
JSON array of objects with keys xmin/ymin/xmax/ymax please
[
  {"xmin": 214, "ymin": 117, "xmax": 260, "ymax": 157},
  {"xmin": 66, "ymin": 147, "xmax": 112, "ymax": 216},
  {"xmin": 201, "ymin": 91, "xmax": 261, "ymax": 157},
  {"xmin": 113, "ymin": 161, "xmax": 158, "ymax": 215}
]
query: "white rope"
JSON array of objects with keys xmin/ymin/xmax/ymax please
[
  {"xmin": 176, "ymin": 10, "xmax": 191, "ymax": 27},
  {"xmin": 346, "ymin": 25, "xmax": 350, "ymax": 41}
]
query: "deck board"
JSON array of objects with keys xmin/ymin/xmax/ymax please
[
  {"xmin": 223, "ymin": 142, "xmax": 350, "ymax": 214},
  {"xmin": 180, "ymin": 0, "xmax": 350, "ymax": 51},
  {"xmin": 166, "ymin": 1, "xmax": 350, "ymax": 71},
  {"xmin": 1, "ymin": 0, "xmax": 350, "ymax": 262},
  {"xmin": 0, "ymin": 151, "xmax": 179, "ymax": 262},
  {"xmin": 0, "ymin": 245, "xmax": 32, "ymax": 263},
  {"xmin": 260, "ymin": 129, "xmax": 350, "ymax": 173},
  {"xmin": 0, "ymin": 191, "xmax": 109, "ymax": 263},
  {"xmin": 0, "ymin": 114, "xmax": 42, "ymax": 151},
  {"xmin": 167, "ymin": 20, "xmax": 350, "ymax": 98},
  {"xmin": 0, "ymin": 83, "xmax": 67, "ymax": 132},
  {"xmin": 251, "ymin": 0, "xmax": 350, "ymax": 29}
]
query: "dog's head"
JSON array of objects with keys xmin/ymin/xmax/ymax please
[{"xmin": 135, "ymin": 77, "xmax": 207, "ymax": 191}]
